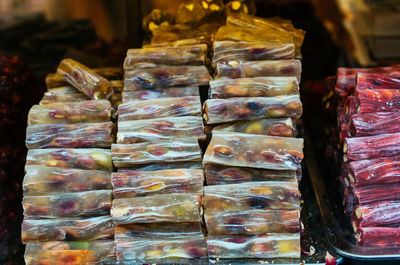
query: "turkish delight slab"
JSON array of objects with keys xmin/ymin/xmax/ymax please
[
  {"xmin": 26, "ymin": 122, "xmax": 113, "ymax": 149},
  {"xmin": 205, "ymin": 164, "xmax": 297, "ymax": 185},
  {"xmin": 205, "ymin": 209, "xmax": 301, "ymax": 235},
  {"xmin": 203, "ymin": 96, "xmax": 302, "ymax": 124},
  {"xmin": 112, "ymin": 139, "xmax": 202, "ymax": 167},
  {"xmin": 207, "ymin": 234, "xmax": 301, "ymax": 258},
  {"xmin": 213, "ymin": 41, "xmax": 295, "ymax": 65},
  {"xmin": 23, "ymin": 190, "xmax": 112, "ymax": 218},
  {"xmin": 111, "ymin": 194, "xmax": 201, "ymax": 225},
  {"xmin": 352, "ymin": 184, "xmax": 400, "ymax": 206},
  {"xmin": 203, "ymin": 132, "xmax": 304, "ymax": 170},
  {"xmin": 210, "ymin": 77, "xmax": 299, "ymax": 98},
  {"xmin": 118, "ymin": 96, "xmax": 201, "ymax": 121},
  {"xmin": 124, "ymin": 66, "xmax": 211, "ymax": 90},
  {"xmin": 115, "ymin": 223, "xmax": 203, "ymax": 239},
  {"xmin": 122, "ymin": 87, "xmax": 199, "ymax": 102},
  {"xmin": 348, "ymin": 156, "xmax": 400, "ymax": 186},
  {"xmin": 350, "ymin": 112, "xmax": 400, "ymax": 137},
  {"xmin": 344, "ymin": 132, "xmax": 400, "ymax": 161},
  {"xmin": 118, "ymin": 162, "xmax": 203, "ymax": 172},
  {"xmin": 357, "ymin": 73, "xmax": 400, "ymax": 91},
  {"xmin": 23, "ymin": 165, "xmax": 111, "ymax": 195},
  {"xmin": 215, "ymin": 60, "xmax": 302, "ymax": 81},
  {"xmin": 26, "ymin": 148, "xmax": 112, "ymax": 171},
  {"xmin": 355, "ymin": 88, "xmax": 400, "ymax": 113},
  {"xmin": 21, "ymin": 216, "xmax": 114, "ymax": 243},
  {"xmin": 124, "ymin": 44, "xmax": 207, "ymax": 70},
  {"xmin": 116, "ymin": 116, "xmax": 205, "ymax": 144},
  {"xmin": 57, "ymin": 59, "xmax": 113, "ymax": 99},
  {"xmin": 28, "ymin": 100, "xmax": 111, "ymax": 125},
  {"xmin": 203, "ymin": 181, "xmax": 300, "ymax": 212},
  {"xmin": 352, "ymin": 201, "xmax": 400, "ymax": 230},
  {"xmin": 111, "ymin": 169, "xmax": 204, "ymax": 198},
  {"xmin": 45, "ymin": 73, "xmax": 68, "ymax": 89},
  {"xmin": 212, "ymin": 118, "xmax": 295, "ymax": 137},
  {"xmin": 47, "ymin": 86, "xmax": 78, "ymax": 94},
  {"xmin": 356, "ymin": 227, "xmax": 400, "ymax": 248},
  {"xmin": 40, "ymin": 91, "xmax": 89, "ymax": 104}
]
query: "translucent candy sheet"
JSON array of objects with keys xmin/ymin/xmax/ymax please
[
  {"xmin": 203, "ymin": 181, "xmax": 300, "ymax": 212},
  {"xmin": 124, "ymin": 66, "xmax": 211, "ymax": 91},
  {"xmin": 26, "ymin": 122, "xmax": 114, "ymax": 149},
  {"xmin": 118, "ymin": 96, "xmax": 202, "ymax": 121},
  {"xmin": 111, "ymin": 169, "xmax": 204, "ymax": 198},
  {"xmin": 115, "ymin": 223, "xmax": 204, "ymax": 239},
  {"xmin": 57, "ymin": 59, "xmax": 113, "ymax": 99},
  {"xmin": 23, "ymin": 190, "xmax": 112, "ymax": 218},
  {"xmin": 204, "ymin": 164, "xmax": 298, "ymax": 185},
  {"xmin": 344, "ymin": 132, "xmax": 400, "ymax": 162},
  {"xmin": 354, "ymin": 88, "xmax": 400, "ymax": 113},
  {"xmin": 213, "ymin": 41, "xmax": 295, "ymax": 65},
  {"xmin": 212, "ymin": 118, "xmax": 296, "ymax": 137},
  {"xmin": 203, "ymin": 96, "xmax": 303, "ymax": 124},
  {"xmin": 24, "ymin": 240, "xmax": 114, "ymax": 265},
  {"xmin": 350, "ymin": 112, "xmax": 400, "ymax": 137},
  {"xmin": 122, "ymin": 87, "xmax": 199, "ymax": 102},
  {"xmin": 203, "ymin": 132, "xmax": 304, "ymax": 170},
  {"xmin": 40, "ymin": 91, "xmax": 89, "ymax": 104},
  {"xmin": 215, "ymin": 60, "xmax": 302, "ymax": 81},
  {"xmin": 118, "ymin": 162, "xmax": 203, "ymax": 172},
  {"xmin": 348, "ymin": 156, "xmax": 400, "ymax": 186},
  {"xmin": 45, "ymin": 73, "xmax": 68, "ymax": 89},
  {"xmin": 28, "ymin": 100, "xmax": 111, "ymax": 125},
  {"xmin": 356, "ymin": 227, "xmax": 400, "ymax": 248},
  {"xmin": 21, "ymin": 216, "xmax": 114, "ymax": 243},
  {"xmin": 210, "ymin": 77, "xmax": 299, "ymax": 98},
  {"xmin": 352, "ymin": 184, "xmax": 400, "ymax": 206},
  {"xmin": 92, "ymin": 67, "xmax": 123, "ymax": 80},
  {"xmin": 25, "ymin": 148, "xmax": 112, "ymax": 171},
  {"xmin": 112, "ymin": 139, "xmax": 202, "ymax": 168},
  {"xmin": 205, "ymin": 209, "xmax": 301, "ymax": 235},
  {"xmin": 123, "ymin": 44, "xmax": 207, "ymax": 70},
  {"xmin": 117, "ymin": 116, "xmax": 205, "ymax": 144},
  {"xmin": 23, "ymin": 165, "xmax": 112, "ymax": 195},
  {"xmin": 111, "ymin": 194, "xmax": 202, "ymax": 225},
  {"xmin": 207, "ymin": 234, "xmax": 301, "ymax": 258},
  {"xmin": 352, "ymin": 201, "xmax": 400, "ymax": 230}
]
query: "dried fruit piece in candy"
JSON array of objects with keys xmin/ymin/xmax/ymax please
[
  {"xmin": 26, "ymin": 122, "xmax": 113, "ymax": 149},
  {"xmin": 118, "ymin": 162, "xmax": 203, "ymax": 172},
  {"xmin": 122, "ymin": 87, "xmax": 199, "ymax": 102},
  {"xmin": 203, "ymin": 181, "xmax": 300, "ymax": 212},
  {"xmin": 28, "ymin": 100, "xmax": 111, "ymax": 125},
  {"xmin": 112, "ymin": 139, "xmax": 202, "ymax": 168},
  {"xmin": 350, "ymin": 112, "xmax": 400, "ymax": 137},
  {"xmin": 352, "ymin": 201, "xmax": 400, "ymax": 230},
  {"xmin": 111, "ymin": 194, "xmax": 201, "ymax": 224},
  {"xmin": 352, "ymin": 184, "xmax": 400, "ymax": 206},
  {"xmin": 45, "ymin": 73, "xmax": 68, "ymax": 89},
  {"xmin": 356, "ymin": 227, "xmax": 400, "ymax": 248},
  {"xmin": 118, "ymin": 96, "xmax": 202, "ymax": 121},
  {"xmin": 23, "ymin": 165, "xmax": 111, "ymax": 195},
  {"xmin": 203, "ymin": 132, "xmax": 303, "ymax": 170},
  {"xmin": 23, "ymin": 190, "xmax": 112, "ymax": 218},
  {"xmin": 207, "ymin": 234, "xmax": 300, "ymax": 258},
  {"xmin": 21, "ymin": 216, "xmax": 114, "ymax": 243},
  {"xmin": 57, "ymin": 59, "xmax": 113, "ymax": 99},
  {"xmin": 111, "ymin": 169, "xmax": 204, "ymax": 198},
  {"xmin": 25, "ymin": 148, "xmax": 112, "ymax": 171}
]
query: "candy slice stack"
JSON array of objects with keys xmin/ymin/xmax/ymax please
[
  {"xmin": 203, "ymin": 13, "xmax": 305, "ymax": 260},
  {"xmin": 110, "ymin": 44, "xmax": 212, "ymax": 263},
  {"xmin": 22, "ymin": 59, "xmax": 117, "ymax": 265},
  {"xmin": 332, "ymin": 70, "xmax": 400, "ymax": 248}
]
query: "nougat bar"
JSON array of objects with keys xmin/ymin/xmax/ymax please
[{"xmin": 122, "ymin": 87, "xmax": 199, "ymax": 102}]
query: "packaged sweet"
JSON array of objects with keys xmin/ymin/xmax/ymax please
[
  {"xmin": 40, "ymin": 91, "xmax": 89, "ymax": 105},
  {"xmin": 45, "ymin": 73, "xmax": 68, "ymax": 89},
  {"xmin": 118, "ymin": 162, "xmax": 203, "ymax": 172},
  {"xmin": 111, "ymin": 139, "xmax": 202, "ymax": 168},
  {"xmin": 111, "ymin": 169, "xmax": 204, "ymax": 198},
  {"xmin": 26, "ymin": 122, "xmax": 113, "ymax": 149},
  {"xmin": 23, "ymin": 165, "xmax": 112, "ymax": 195},
  {"xmin": 115, "ymin": 223, "xmax": 204, "ymax": 239},
  {"xmin": 356, "ymin": 227, "xmax": 400, "ymax": 248},
  {"xmin": 212, "ymin": 118, "xmax": 296, "ymax": 137},
  {"xmin": 210, "ymin": 77, "xmax": 299, "ymax": 98},
  {"xmin": 203, "ymin": 132, "xmax": 304, "ymax": 170},
  {"xmin": 118, "ymin": 96, "xmax": 202, "ymax": 121},
  {"xmin": 25, "ymin": 148, "xmax": 112, "ymax": 171},
  {"xmin": 111, "ymin": 194, "xmax": 201, "ymax": 225},
  {"xmin": 203, "ymin": 181, "xmax": 301, "ymax": 212},
  {"xmin": 205, "ymin": 209, "xmax": 301, "ymax": 235},
  {"xmin": 350, "ymin": 112, "xmax": 400, "ymax": 137},
  {"xmin": 213, "ymin": 41, "xmax": 295, "ymax": 65},
  {"xmin": 122, "ymin": 87, "xmax": 199, "ymax": 102},
  {"xmin": 203, "ymin": 96, "xmax": 303, "ymax": 124},
  {"xmin": 28, "ymin": 100, "xmax": 111, "ymax": 125},
  {"xmin": 93, "ymin": 67, "xmax": 123, "ymax": 80},
  {"xmin": 116, "ymin": 116, "xmax": 205, "ymax": 144},
  {"xmin": 205, "ymin": 164, "xmax": 298, "ymax": 185},
  {"xmin": 215, "ymin": 60, "xmax": 302, "ymax": 81},
  {"xmin": 352, "ymin": 201, "xmax": 400, "ymax": 230},
  {"xmin": 23, "ymin": 190, "xmax": 112, "ymax": 218},
  {"xmin": 124, "ymin": 45, "xmax": 207, "ymax": 69},
  {"xmin": 21, "ymin": 216, "xmax": 114, "ymax": 243},
  {"xmin": 207, "ymin": 234, "xmax": 301, "ymax": 258},
  {"xmin": 352, "ymin": 184, "xmax": 400, "ymax": 206},
  {"xmin": 124, "ymin": 66, "xmax": 211, "ymax": 90},
  {"xmin": 57, "ymin": 58, "xmax": 113, "ymax": 99}
]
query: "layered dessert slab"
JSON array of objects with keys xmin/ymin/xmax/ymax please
[{"xmin": 122, "ymin": 87, "xmax": 199, "ymax": 102}]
